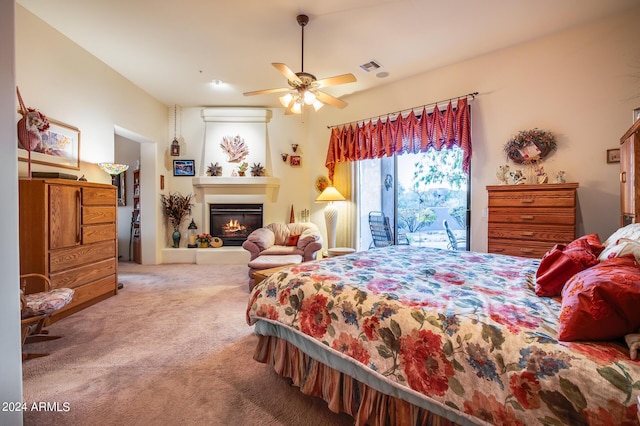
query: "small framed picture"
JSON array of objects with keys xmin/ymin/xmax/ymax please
[
  {"xmin": 607, "ymin": 148, "xmax": 620, "ymax": 164},
  {"xmin": 289, "ymin": 155, "xmax": 301, "ymax": 167},
  {"xmin": 173, "ymin": 159, "xmax": 195, "ymax": 176},
  {"xmin": 634, "ymin": 107, "xmax": 640, "ymax": 123}
]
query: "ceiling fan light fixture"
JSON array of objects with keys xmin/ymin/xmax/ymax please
[
  {"xmin": 312, "ymin": 99, "xmax": 324, "ymax": 111},
  {"xmin": 303, "ymin": 90, "xmax": 317, "ymax": 105},
  {"xmin": 290, "ymin": 100, "xmax": 303, "ymax": 114},
  {"xmin": 279, "ymin": 93, "xmax": 294, "ymax": 107}
]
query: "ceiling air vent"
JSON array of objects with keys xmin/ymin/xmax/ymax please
[{"xmin": 360, "ymin": 60, "xmax": 382, "ymax": 72}]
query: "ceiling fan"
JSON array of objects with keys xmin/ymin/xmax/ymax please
[{"xmin": 243, "ymin": 14, "xmax": 357, "ymax": 115}]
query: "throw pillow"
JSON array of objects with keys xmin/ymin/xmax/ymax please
[
  {"xmin": 598, "ymin": 238, "xmax": 640, "ymax": 263},
  {"xmin": 602, "ymin": 223, "xmax": 640, "ymax": 247},
  {"xmin": 535, "ymin": 238, "xmax": 600, "ymax": 297},
  {"xmin": 286, "ymin": 234, "xmax": 300, "ymax": 246},
  {"xmin": 557, "ymin": 255, "xmax": 640, "ymax": 341}
]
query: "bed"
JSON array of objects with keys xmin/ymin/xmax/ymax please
[{"xmin": 246, "ymin": 244, "xmax": 640, "ymax": 425}]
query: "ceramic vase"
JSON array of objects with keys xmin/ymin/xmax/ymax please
[{"xmin": 172, "ymin": 230, "xmax": 181, "ymax": 248}]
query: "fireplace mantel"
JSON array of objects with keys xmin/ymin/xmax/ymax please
[{"xmin": 192, "ymin": 176, "xmax": 280, "ymax": 190}]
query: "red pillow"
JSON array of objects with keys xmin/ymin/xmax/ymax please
[
  {"xmin": 535, "ymin": 238, "xmax": 599, "ymax": 297},
  {"xmin": 286, "ymin": 234, "xmax": 300, "ymax": 246},
  {"xmin": 576, "ymin": 233, "xmax": 605, "ymax": 257},
  {"xmin": 558, "ymin": 255, "xmax": 640, "ymax": 341}
]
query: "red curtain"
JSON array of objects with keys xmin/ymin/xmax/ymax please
[{"xmin": 325, "ymin": 98, "xmax": 471, "ymax": 182}]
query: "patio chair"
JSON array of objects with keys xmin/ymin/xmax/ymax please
[{"xmin": 443, "ymin": 219, "xmax": 467, "ymax": 250}]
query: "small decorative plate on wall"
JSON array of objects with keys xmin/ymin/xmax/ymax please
[{"xmin": 315, "ymin": 176, "xmax": 329, "ymax": 193}]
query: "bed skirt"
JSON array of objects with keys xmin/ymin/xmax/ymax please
[{"xmin": 253, "ymin": 334, "xmax": 460, "ymax": 426}]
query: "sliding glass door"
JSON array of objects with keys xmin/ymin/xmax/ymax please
[{"xmin": 357, "ymin": 146, "xmax": 469, "ymax": 251}]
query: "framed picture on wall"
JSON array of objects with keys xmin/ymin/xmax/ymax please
[
  {"xmin": 173, "ymin": 159, "xmax": 195, "ymax": 176},
  {"xmin": 18, "ymin": 118, "xmax": 81, "ymax": 170},
  {"xmin": 607, "ymin": 148, "xmax": 620, "ymax": 164},
  {"xmin": 289, "ymin": 155, "xmax": 301, "ymax": 167}
]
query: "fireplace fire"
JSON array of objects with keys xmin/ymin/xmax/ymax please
[{"xmin": 210, "ymin": 203, "xmax": 263, "ymax": 246}]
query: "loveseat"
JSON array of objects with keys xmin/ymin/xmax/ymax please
[{"xmin": 242, "ymin": 222, "xmax": 323, "ymax": 290}]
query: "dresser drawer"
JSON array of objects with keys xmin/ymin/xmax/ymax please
[
  {"xmin": 488, "ymin": 207, "xmax": 576, "ymax": 225},
  {"xmin": 83, "ymin": 206, "xmax": 116, "ymax": 224},
  {"xmin": 50, "ymin": 274, "xmax": 116, "ymax": 321},
  {"xmin": 49, "ymin": 258, "xmax": 116, "ymax": 289},
  {"xmin": 487, "ymin": 188, "xmax": 576, "ymax": 208},
  {"xmin": 83, "ymin": 187, "xmax": 115, "ymax": 205},
  {"xmin": 488, "ymin": 239, "xmax": 553, "ymax": 258},
  {"xmin": 49, "ymin": 240, "xmax": 116, "ymax": 273},
  {"xmin": 487, "ymin": 224, "xmax": 575, "ymax": 243},
  {"xmin": 82, "ymin": 223, "xmax": 116, "ymax": 244}
]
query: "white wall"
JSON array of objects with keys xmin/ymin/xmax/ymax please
[
  {"xmin": 1, "ymin": 3, "xmax": 24, "ymax": 425},
  {"xmin": 307, "ymin": 6, "xmax": 640, "ymax": 251},
  {"xmin": 16, "ymin": 6, "xmax": 167, "ymax": 264}
]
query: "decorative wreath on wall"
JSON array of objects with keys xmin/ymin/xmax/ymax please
[{"xmin": 504, "ymin": 128, "xmax": 557, "ymax": 164}]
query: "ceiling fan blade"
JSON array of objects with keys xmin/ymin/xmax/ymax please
[
  {"xmin": 272, "ymin": 63, "xmax": 302, "ymax": 85},
  {"xmin": 315, "ymin": 73, "xmax": 357, "ymax": 88},
  {"xmin": 243, "ymin": 86, "xmax": 291, "ymax": 96},
  {"xmin": 284, "ymin": 97, "xmax": 296, "ymax": 115},
  {"xmin": 316, "ymin": 91, "xmax": 348, "ymax": 109}
]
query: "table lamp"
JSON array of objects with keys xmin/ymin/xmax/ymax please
[
  {"xmin": 99, "ymin": 162, "xmax": 129, "ymax": 177},
  {"xmin": 315, "ymin": 186, "xmax": 345, "ymax": 249}
]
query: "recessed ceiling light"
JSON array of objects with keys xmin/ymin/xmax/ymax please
[
  {"xmin": 376, "ymin": 71, "xmax": 389, "ymax": 78},
  {"xmin": 210, "ymin": 79, "xmax": 224, "ymax": 86}
]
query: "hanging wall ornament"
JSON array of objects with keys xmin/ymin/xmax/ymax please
[{"xmin": 170, "ymin": 104, "xmax": 180, "ymax": 157}]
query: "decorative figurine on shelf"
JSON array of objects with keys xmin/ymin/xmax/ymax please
[
  {"xmin": 206, "ymin": 162, "xmax": 222, "ymax": 177},
  {"xmin": 237, "ymin": 162, "xmax": 249, "ymax": 176},
  {"xmin": 496, "ymin": 165, "xmax": 510, "ymax": 184},
  {"xmin": 535, "ymin": 165, "xmax": 548, "ymax": 184},
  {"xmin": 555, "ymin": 170, "xmax": 566, "ymax": 184},
  {"xmin": 251, "ymin": 163, "xmax": 265, "ymax": 177},
  {"xmin": 510, "ymin": 169, "xmax": 525, "ymax": 185}
]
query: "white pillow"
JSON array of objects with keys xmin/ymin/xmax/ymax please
[
  {"xmin": 602, "ymin": 223, "xmax": 640, "ymax": 247},
  {"xmin": 598, "ymin": 238, "xmax": 640, "ymax": 262}
]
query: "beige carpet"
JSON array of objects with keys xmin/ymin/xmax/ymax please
[{"xmin": 22, "ymin": 262, "xmax": 353, "ymax": 426}]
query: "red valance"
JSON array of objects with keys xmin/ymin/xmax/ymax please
[{"xmin": 325, "ymin": 98, "xmax": 471, "ymax": 182}]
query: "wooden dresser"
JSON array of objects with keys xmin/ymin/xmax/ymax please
[
  {"xmin": 19, "ymin": 179, "xmax": 118, "ymax": 323},
  {"xmin": 487, "ymin": 183, "xmax": 579, "ymax": 258},
  {"xmin": 620, "ymin": 119, "xmax": 640, "ymax": 226}
]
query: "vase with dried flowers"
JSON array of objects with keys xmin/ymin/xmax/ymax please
[
  {"xmin": 16, "ymin": 87, "xmax": 50, "ymax": 179},
  {"xmin": 160, "ymin": 192, "xmax": 194, "ymax": 248}
]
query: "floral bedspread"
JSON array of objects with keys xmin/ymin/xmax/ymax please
[{"xmin": 246, "ymin": 246, "xmax": 640, "ymax": 425}]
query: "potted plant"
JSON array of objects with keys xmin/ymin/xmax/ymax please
[
  {"xmin": 196, "ymin": 233, "xmax": 212, "ymax": 248},
  {"xmin": 160, "ymin": 192, "xmax": 194, "ymax": 247},
  {"xmin": 237, "ymin": 161, "xmax": 249, "ymax": 176}
]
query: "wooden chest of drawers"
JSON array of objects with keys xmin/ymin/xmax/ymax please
[
  {"xmin": 487, "ymin": 183, "xmax": 579, "ymax": 258},
  {"xmin": 19, "ymin": 179, "xmax": 118, "ymax": 323}
]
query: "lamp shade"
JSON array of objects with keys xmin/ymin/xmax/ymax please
[
  {"xmin": 315, "ymin": 186, "xmax": 345, "ymax": 202},
  {"xmin": 98, "ymin": 163, "xmax": 129, "ymax": 176}
]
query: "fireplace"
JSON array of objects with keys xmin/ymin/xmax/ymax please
[{"xmin": 210, "ymin": 203, "xmax": 263, "ymax": 246}]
